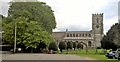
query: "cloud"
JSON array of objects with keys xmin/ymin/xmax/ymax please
[
  {"xmin": 0, "ymin": 2, "xmax": 9, "ymax": 17},
  {"xmin": 40, "ymin": 0, "xmax": 119, "ymax": 34},
  {"xmin": 0, "ymin": 0, "xmax": 120, "ymax": 34}
]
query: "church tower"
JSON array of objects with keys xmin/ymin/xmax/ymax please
[{"xmin": 92, "ymin": 13, "xmax": 104, "ymax": 47}]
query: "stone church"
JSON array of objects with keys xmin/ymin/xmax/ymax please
[{"xmin": 52, "ymin": 13, "xmax": 104, "ymax": 48}]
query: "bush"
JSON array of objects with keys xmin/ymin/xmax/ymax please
[
  {"xmin": 38, "ymin": 42, "xmax": 46, "ymax": 50},
  {"xmin": 67, "ymin": 41, "xmax": 73, "ymax": 50},
  {"xmin": 73, "ymin": 42, "xmax": 77, "ymax": 50},
  {"xmin": 97, "ymin": 47, "xmax": 102, "ymax": 49},
  {"xmin": 77, "ymin": 42, "xmax": 83, "ymax": 49},
  {"xmin": 59, "ymin": 41, "xmax": 67, "ymax": 52},
  {"xmin": 48, "ymin": 42, "xmax": 58, "ymax": 51}
]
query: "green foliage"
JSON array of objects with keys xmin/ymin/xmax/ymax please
[
  {"xmin": 8, "ymin": 2, "xmax": 56, "ymax": 33},
  {"xmin": 77, "ymin": 42, "xmax": 83, "ymax": 49},
  {"xmin": 2, "ymin": 17, "xmax": 53, "ymax": 49},
  {"xmin": 2, "ymin": 1, "xmax": 56, "ymax": 50},
  {"xmin": 48, "ymin": 42, "xmax": 58, "ymax": 51},
  {"xmin": 38, "ymin": 41, "xmax": 46, "ymax": 49},
  {"xmin": 101, "ymin": 23, "xmax": 120, "ymax": 50},
  {"xmin": 67, "ymin": 41, "xmax": 73, "ymax": 50},
  {"xmin": 73, "ymin": 42, "xmax": 77, "ymax": 50},
  {"xmin": 59, "ymin": 41, "xmax": 67, "ymax": 52}
]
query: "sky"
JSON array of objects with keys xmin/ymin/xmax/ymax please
[{"xmin": 0, "ymin": 0, "xmax": 120, "ymax": 34}]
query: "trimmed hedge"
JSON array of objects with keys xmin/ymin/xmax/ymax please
[
  {"xmin": 59, "ymin": 41, "xmax": 67, "ymax": 52},
  {"xmin": 67, "ymin": 41, "xmax": 73, "ymax": 50},
  {"xmin": 48, "ymin": 42, "xmax": 58, "ymax": 51}
]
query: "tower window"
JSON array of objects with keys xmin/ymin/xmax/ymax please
[{"xmin": 97, "ymin": 18, "xmax": 99, "ymax": 23}]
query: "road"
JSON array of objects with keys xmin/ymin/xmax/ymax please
[{"xmin": 1, "ymin": 54, "xmax": 96, "ymax": 60}]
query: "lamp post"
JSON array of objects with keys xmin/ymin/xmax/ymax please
[{"xmin": 14, "ymin": 23, "xmax": 17, "ymax": 53}]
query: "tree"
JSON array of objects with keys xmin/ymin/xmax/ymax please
[
  {"xmin": 38, "ymin": 41, "xmax": 46, "ymax": 51},
  {"xmin": 2, "ymin": 17, "xmax": 53, "ymax": 52},
  {"xmin": 67, "ymin": 41, "xmax": 73, "ymax": 50},
  {"xmin": 73, "ymin": 42, "xmax": 77, "ymax": 50},
  {"xmin": 2, "ymin": 1, "xmax": 56, "ymax": 52},
  {"xmin": 101, "ymin": 23, "xmax": 120, "ymax": 50},
  {"xmin": 8, "ymin": 1, "xmax": 56, "ymax": 33},
  {"xmin": 59, "ymin": 41, "xmax": 67, "ymax": 52},
  {"xmin": 48, "ymin": 42, "xmax": 58, "ymax": 51}
]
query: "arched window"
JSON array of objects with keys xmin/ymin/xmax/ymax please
[
  {"xmin": 67, "ymin": 34, "xmax": 69, "ymax": 37},
  {"xmin": 88, "ymin": 41, "xmax": 92, "ymax": 46},
  {"xmin": 76, "ymin": 34, "xmax": 78, "ymax": 37},
  {"xmin": 82, "ymin": 34, "xmax": 84, "ymax": 37},
  {"xmin": 85, "ymin": 34, "xmax": 87, "ymax": 37},
  {"xmin": 73, "ymin": 34, "xmax": 75, "ymax": 37},
  {"xmin": 97, "ymin": 18, "xmax": 99, "ymax": 23},
  {"xmin": 70, "ymin": 34, "xmax": 72, "ymax": 37},
  {"xmin": 89, "ymin": 34, "xmax": 91, "ymax": 37}
]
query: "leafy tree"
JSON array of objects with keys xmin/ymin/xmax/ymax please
[
  {"xmin": 59, "ymin": 41, "xmax": 67, "ymax": 52},
  {"xmin": 2, "ymin": 1, "xmax": 56, "ymax": 52},
  {"xmin": 101, "ymin": 23, "xmax": 120, "ymax": 50},
  {"xmin": 8, "ymin": 1, "xmax": 56, "ymax": 33},
  {"xmin": 67, "ymin": 41, "xmax": 73, "ymax": 50},
  {"xmin": 101, "ymin": 35, "xmax": 114, "ymax": 50},
  {"xmin": 38, "ymin": 41, "xmax": 46, "ymax": 51},
  {"xmin": 48, "ymin": 42, "xmax": 58, "ymax": 51},
  {"xmin": 2, "ymin": 17, "xmax": 53, "ymax": 50}
]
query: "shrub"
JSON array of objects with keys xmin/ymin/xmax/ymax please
[
  {"xmin": 77, "ymin": 42, "xmax": 83, "ymax": 49},
  {"xmin": 59, "ymin": 41, "xmax": 67, "ymax": 52},
  {"xmin": 67, "ymin": 41, "xmax": 73, "ymax": 50},
  {"xmin": 48, "ymin": 42, "xmax": 58, "ymax": 51},
  {"xmin": 38, "ymin": 42, "xmax": 46, "ymax": 50},
  {"xmin": 73, "ymin": 42, "xmax": 77, "ymax": 50},
  {"xmin": 97, "ymin": 47, "xmax": 102, "ymax": 49}
]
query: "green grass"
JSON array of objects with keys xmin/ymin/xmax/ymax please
[{"xmin": 58, "ymin": 49, "xmax": 118, "ymax": 60}]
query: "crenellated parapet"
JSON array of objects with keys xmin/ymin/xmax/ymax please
[{"xmin": 92, "ymin": 13, "xmax": 103, "ymax": 16}]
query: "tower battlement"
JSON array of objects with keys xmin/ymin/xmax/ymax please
[{"xmin": 92, "ymin": 13, "xmax": 103, "ymax": 16}]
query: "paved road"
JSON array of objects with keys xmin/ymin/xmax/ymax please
[{"xmin": 1, "ymin": 54, "xmax": 95, "ymax": 60}]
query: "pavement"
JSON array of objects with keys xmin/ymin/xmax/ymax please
[{"xmin": 1, "ymin": 54, "xmax": 96, "ymax": 60}]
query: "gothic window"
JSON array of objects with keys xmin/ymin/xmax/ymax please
[
  {"xmin": 82, "ymin": 34, "xmax": 84, "ymax": 37},
  {"xmin": 76, "ymin": 34, "xmax": 78, "ymax": 37},
  {"xmin": 85, "ymin": 34, "xmax": 87, "ymax": 37},
  {"xmin": 89, "ymin": 34, "xmax": 91, "ymax": 37},
  {"xmin": 88, "ymin": 41, "xmax": 92, "ymax": 46},
  {"xmin": 97, "ymin": 18, "xmax": 99, "ymax": 23},
  {"xmin": 73, "ymin": 34, "xmax": 75, "ymax": 37},
  {"xmin": 67, "ymin": 34, "xmax": 69, "ymax": 37}
]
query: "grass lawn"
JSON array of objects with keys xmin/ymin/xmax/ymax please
[{"xmin": 59, "ymin": 49, "xmax": 118, "ymax": 60}]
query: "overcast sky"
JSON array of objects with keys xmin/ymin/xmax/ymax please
[{"xmin": 0, "ymin": 0, "xmax": 120, "ymax": 34}]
